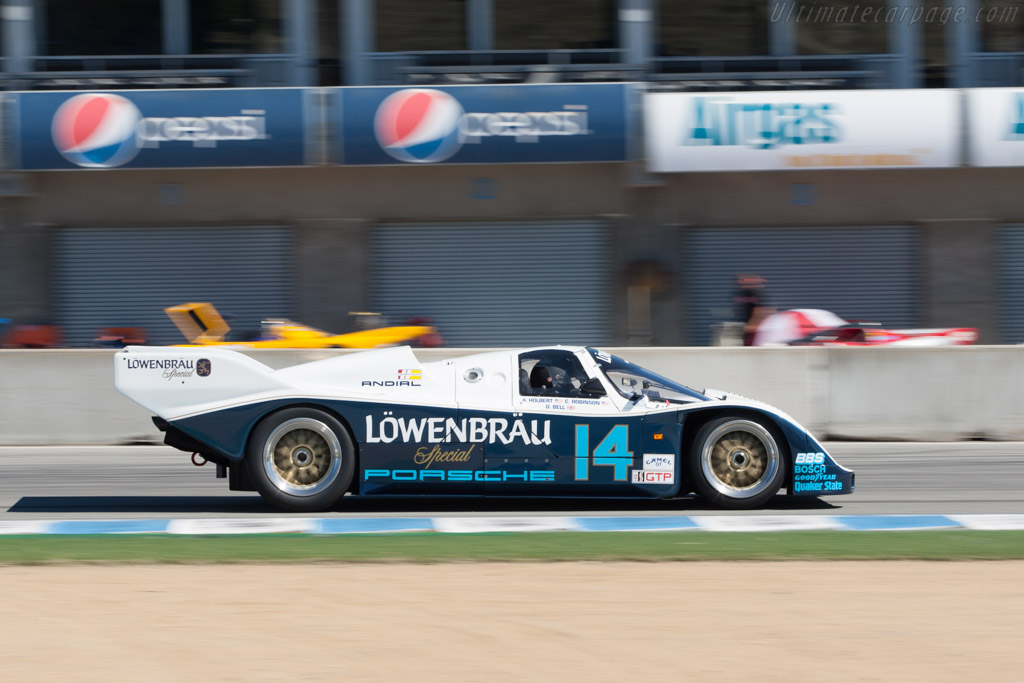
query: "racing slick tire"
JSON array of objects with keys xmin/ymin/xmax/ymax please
[
  {"xmin": 246, "ymin": 407, "xmax": 356, "ymax": 512},
  {"xmin": 688, "ymin": 416, "xmax": 786, "ymax": 509}
]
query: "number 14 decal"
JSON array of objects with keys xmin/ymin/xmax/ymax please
[{"xmin": 575, "ymin": 424, "xmax": 632, "ymax": 481}]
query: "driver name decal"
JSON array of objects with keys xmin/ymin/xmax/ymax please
[{"xmin": 521, "ymin": 396, "xmax": 608, "ymax": 411}]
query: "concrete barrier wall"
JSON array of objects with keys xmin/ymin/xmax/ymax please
[{"xmin": 2, "ymin": 346, "xmax": 1022, "ymax": 445}]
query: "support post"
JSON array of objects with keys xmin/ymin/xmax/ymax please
[{"xmin": 343, "ymin": 0, "xmax": 374, "ymax": 85}]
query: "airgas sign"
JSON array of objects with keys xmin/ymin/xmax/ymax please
[
  {"xmin": 966, "ymin": 88, "xmax": 1024, "ymax": 167},
  {"xmin": 645, "ymin": 89, "xmax": 959, "ymax": 172}
]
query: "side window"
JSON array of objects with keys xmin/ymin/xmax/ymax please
[{"xmin": 519, "ymin": 352, "xmax": 590, "ymax": 397}]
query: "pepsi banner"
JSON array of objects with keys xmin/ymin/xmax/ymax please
[
  {"xmin": 336, "ymin": 84, "xmax": 628, "ymax": 165},
  {"xmin": 16, "ymin": 89, "xmax": 306, "ymax": 170}
]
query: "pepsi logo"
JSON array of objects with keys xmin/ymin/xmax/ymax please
[
  {"xmin": 51, "ymin": 93, "xmax": 142, "ymax": 168},
  {"xmin": 374, "ymin": 89, "xmax": 464, "ymax": 163}
]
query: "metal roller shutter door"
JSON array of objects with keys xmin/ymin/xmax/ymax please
[
  {"xmin": 54, "ymin": 226, "xmax": 295, "ymax": 346},
  {"xmin": 682, "ymin": 226, "xmax": 920, "ymax": 346},
  {"xmin": 996, "ymin": 224, "xmax": 1024, "ymax": 343},
  {"xmin": 369, "ymin": 221, "xmax": 611, "ymax": 347}
]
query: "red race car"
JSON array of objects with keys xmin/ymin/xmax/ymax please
[{"xmin": 752, "ymin": 309, "xmax": 978, "ymax": 347}]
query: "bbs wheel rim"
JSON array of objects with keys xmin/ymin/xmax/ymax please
[
  {"xmin": 700, "ymin": 420, "xmax": 780, "ymax": 500},
  {"xmin": 262, "ymin": 418, "xmax": 342, "ymax": 497}
]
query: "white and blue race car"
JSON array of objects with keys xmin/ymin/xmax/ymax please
[{"xmin": 114, "ymin": 345, "xmax": 854, "ymax": 512}]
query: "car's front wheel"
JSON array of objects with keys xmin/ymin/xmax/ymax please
[
  {"xmin": 687, "ymin": 417, "xmax": 785, "ymax": 509},
  {"xmin": 246, "ymin": 407, "xmax": 355, "ymax": 512}
]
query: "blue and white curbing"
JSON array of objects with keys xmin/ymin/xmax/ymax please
[{"xmin": 1, "ymin": 514, "xmax": 1024, "ymax": 535}]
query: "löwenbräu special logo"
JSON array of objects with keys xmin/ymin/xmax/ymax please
[
  {"xmin": 122, "ymin": 356, "xmax": 212, "ymax": 381},
  {"xmin": 365, "ymin": 415, "xmax": 551, "ymax": 445}
]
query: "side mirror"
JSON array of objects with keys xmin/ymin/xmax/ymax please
[{"xmin": 579, "ymin": 377, "xmax": 606, "ymax": 397}]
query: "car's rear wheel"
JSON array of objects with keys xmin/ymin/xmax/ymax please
[
  {"xmin": 687, "ymin": 417, "xmax": 785, "ymax": 509},
  {"xmin": 246, "ymin": 407, "xmax": 355, "ymax": 512}
]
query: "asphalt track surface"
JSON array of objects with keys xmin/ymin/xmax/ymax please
[{"xmin": 1, "ymin": 442, "xmax": 1022, "ymax": 520}]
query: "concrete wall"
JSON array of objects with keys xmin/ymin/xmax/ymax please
[{"xmin": 2, "ymin": 346, "xmax": 1022, "ymax": 445}]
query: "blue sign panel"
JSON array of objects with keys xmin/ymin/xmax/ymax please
[
  {"xmin": 337, "ymin": 84, "xmax": 628, "ymax": 165},
  {"xmin": 16, "ymin": 89, "xmax": 306, "ymax": 170}
]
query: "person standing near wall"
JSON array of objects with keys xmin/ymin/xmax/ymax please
[{"xmin": 733, "ymin": 274, "xmax": 773, "ymax": 346}]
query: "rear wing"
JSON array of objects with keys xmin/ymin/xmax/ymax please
[
  {"xmin": 164, "ymin": 302, "xmax": 231, "ymax": 343},
  {"xmin": 114, "ymin": 346, "xmax": 289, "ymax": 420}
]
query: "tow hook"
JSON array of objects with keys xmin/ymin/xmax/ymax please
[{"xmin": 192, "ymin": 451, "xmax": 227, "ymax": 478}]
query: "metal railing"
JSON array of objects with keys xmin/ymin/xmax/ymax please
[
  {"xmin": 2, "ymin": 49, "xmax": 1023, "ymax": 90},
  {"xmin": 648, "ymin": 54, "xmax": 900, "ymax": 90},
  {"xmin": 972, "ymin": 52, "xmax": 1024, "ymax": 87},
  {"xmin": 367, "ymin": 49, "xmax": 632, "ymax": 85},
  {"xmin": 0, "ymin": 53, "xmax": 294, "ymax": 90},
  {"xmin": 365, "ymin": 50, "xmax": 905, "ymax": 89}
]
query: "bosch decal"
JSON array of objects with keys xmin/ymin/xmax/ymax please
[{"xmin": 793, "ymin": 451, "xmax": 844, "ymax": 492}]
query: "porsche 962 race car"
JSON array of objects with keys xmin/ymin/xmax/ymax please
[{"xmin": 114, "ymin": 345, "xmax": 853, "ymax": 512}]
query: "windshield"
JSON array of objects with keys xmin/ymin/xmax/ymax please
[{"xmin": 587, "ymin": 348, "xmax": 709, "ymax": 404}]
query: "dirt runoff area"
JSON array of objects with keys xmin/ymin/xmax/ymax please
[{"xmin": 1, "ymin": 561, "xmax": 1022, "ymax": 682}]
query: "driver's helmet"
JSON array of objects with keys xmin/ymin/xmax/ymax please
[{"xmin": 544, "ymin": 357, "xmax": 578, "ymax": 394}]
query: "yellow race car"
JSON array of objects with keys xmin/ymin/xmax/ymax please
[{"xmin": 165, "ymin": 302, "xmax": 441, "ymax": 349}]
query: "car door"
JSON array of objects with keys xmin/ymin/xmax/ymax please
[
  {"xmin": 358, "ymin": 356, "xmax": 484, "ymax": 496},
  {"xmin": 484, "ymin": 349, "xmax": 642, "ymax": 496}
]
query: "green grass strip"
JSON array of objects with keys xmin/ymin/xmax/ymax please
[{"xmin": 1, "ymin": 530, "xmax": 1023, "ymax": 565}]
